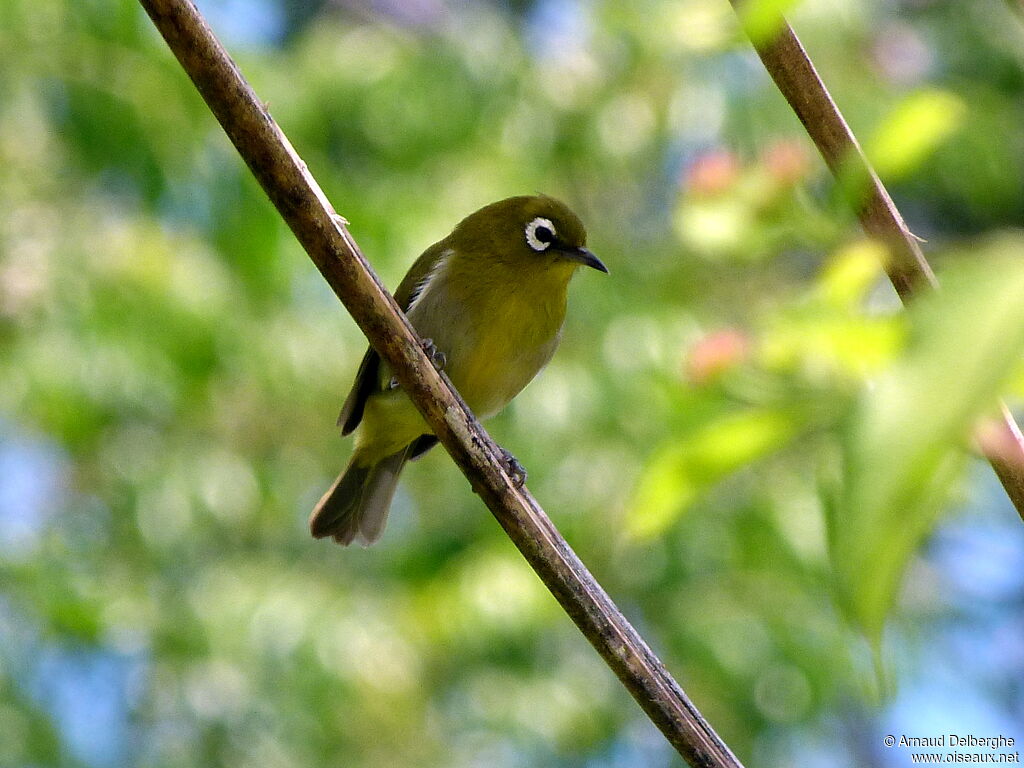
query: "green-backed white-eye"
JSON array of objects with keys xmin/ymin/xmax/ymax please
[{"xmin": 310, "ymin": 195, "xmax": 607, "ymax": 546}]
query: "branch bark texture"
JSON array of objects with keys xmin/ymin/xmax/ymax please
[
  {"xmin": 731, "ymin": 4, "xmax": 1024, "ymax": 520},
  {"xmin": 137, "ymin": 0, "xmax": 744, "ymax": 765}
]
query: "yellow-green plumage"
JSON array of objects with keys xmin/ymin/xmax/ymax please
[{"xmin": 311, "ymin": 195, "xmax": 606, "ymax": 546}]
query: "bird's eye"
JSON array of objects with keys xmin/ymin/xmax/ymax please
[{"xmin": 525, "ymin": 217, "xmax": 556, "ymax": 252}]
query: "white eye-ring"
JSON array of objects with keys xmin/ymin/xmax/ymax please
[{"xmin": 525, "ymin": 217, "xmax": 556, "ymax": 252}]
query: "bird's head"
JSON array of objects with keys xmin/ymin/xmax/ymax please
[{"xmin": 451, "ymin": 195, "xmax": 608, "ymax": 276}]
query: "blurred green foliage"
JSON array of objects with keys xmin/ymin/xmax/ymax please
[
  {"xmin": 829, "ymin": 254, "xmax": 1024, "ymax": 645},
  {"xmin": 2, "ymin": 0, "xmax": 1024, "ymax": 766}
]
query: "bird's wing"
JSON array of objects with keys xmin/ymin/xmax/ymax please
[
  {"xmin": 337, "ymin": 346, "xmax": 380, "ymax": 434},
  {"xmin": 336, "ymin": 239, "xmax": 450, "ymax": 435}
]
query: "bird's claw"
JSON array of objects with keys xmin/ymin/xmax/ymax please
[
  {"xmin": 384, "ymin": 340, "xmax": 444, "ymax": 392},
  {"xmin": 499, "ymin": 448, "xmax": 527, "ymax": 488},
  {"xmin": 422, "ymin": 338, "xmax": 446, "ymax": 370}
]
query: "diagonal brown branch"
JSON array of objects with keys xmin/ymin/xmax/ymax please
[
  {"xmin": 730, "ymin": 3, "xmax": 1024, "ymax": 521},
  {"xmin": 137, "ymin": 0, "xmax": 744, "ymax": 764}
]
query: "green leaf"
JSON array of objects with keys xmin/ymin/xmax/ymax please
[
  {"xmin": 628, "ymin": 407, "xmax": 802, "ymax": 539},
  {"xmin": 831, "ymin": 249, "xmax": 1024, "ymax": 643},
  {"xmin": 735, "ymin": 0, "xmax": 804, "ymax": 45},
  {"xmin": 867, "ymin": 90, "xmax": 966, "ymax": 180}
]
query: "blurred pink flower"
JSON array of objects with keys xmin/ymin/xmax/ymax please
[
  {"xmin": 685, "ymin": 328, "xmax": 750, "ymax": 384},
  {"xmin": 763, "ymin": 139, "xmax": 810, "ymax": 186},
  {"xmin": 685, "ymin": 149, "xmax": 740, "ymax": 196}
]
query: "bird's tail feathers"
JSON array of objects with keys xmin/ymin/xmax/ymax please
[{"xmin": 310, "ymin": 447, "xmax": 409, "ymax": 546}]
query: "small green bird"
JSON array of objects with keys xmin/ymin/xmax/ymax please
[{"xmin": 310, "ymin": 195, "xmax": 607, "ymax": 546}]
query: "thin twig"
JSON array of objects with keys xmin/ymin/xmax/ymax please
[
  {"xmin": 137, "ymin": 0, "xmax": 744, "ymax": 764},
  {"xmin": 730, "ymin": 3, "xmax": 1024, "ymax": 520}
]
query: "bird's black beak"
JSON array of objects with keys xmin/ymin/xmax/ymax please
[{"xmin": 563, "ymin": 246, "xmax": 609, "ymax": 274}]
